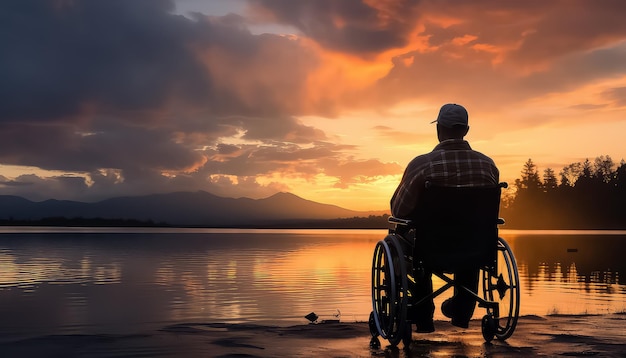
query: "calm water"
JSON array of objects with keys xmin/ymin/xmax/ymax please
[{"xmin": 0, "ymin": 228, "xmax": 624, "ymax": 339}]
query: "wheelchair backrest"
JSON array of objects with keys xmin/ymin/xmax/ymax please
[{"xmin": 410, "ymin": 183, "xmax": 504, "ymax": 272}]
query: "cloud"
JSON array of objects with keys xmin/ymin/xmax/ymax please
[
  {"xmin": 247, "ymin": 0, "xmax": 422, "ymax": 55},
  {"xmin": 0, "ymin": 1, "xmax": 210, "ymax": 122},
  {"xmin": 0, "ymin": 1, "xmax": 341, "ymax": 199},
  {"xmin": 1, "ymin": 0, "xmax": 625, "ymax": 207},
  {"xmin": 509, "ymin": 1, "xmax": 626, "ymax": 65},
  {"xmin": 321, "ymin": 158, "xmax": 402, "ymax": 188},
  {"xmin": 336, "ymin": 1, "xmax": 624, "ymax": 104},
  {"xmin": 0, "ymin": 174, "xmax": 89, "ymax": 202},
  {"xmin": 602, "ymin": 87, "xmax": 626, "ymax": 107},
  {"xmin": 372, "ymin": 125, "xmax": 433, "ymax": 145}
]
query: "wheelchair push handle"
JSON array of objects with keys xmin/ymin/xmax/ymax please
[
  {"xmin": 424, "ymin": 181, "xmax": 508, "ymax": 188},
  {"xmin": 389, "ymin": 215, "xmax": 505, "ymax": 227},
  {"xmin": 388, "ymin": 216, "xmax": 413, "ymax": 226}
]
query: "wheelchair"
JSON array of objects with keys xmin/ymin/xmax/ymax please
[{"xmin": 369, "ymin": 182, "xmax": 519, "ymax": 347}]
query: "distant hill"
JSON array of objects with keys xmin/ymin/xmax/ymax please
[{"xmin": 0, "ymin": 191, "xmax": 386, "ymax": 227}]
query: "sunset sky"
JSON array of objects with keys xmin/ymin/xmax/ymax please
[{"xmin": 1, "ymin": 0, "xmax": 625, "ymax": 211}]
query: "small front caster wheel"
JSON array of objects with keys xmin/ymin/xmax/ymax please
[
  {"xmin": 369, "ymin": 336, "xmax": 381, "ymax": 349},
  {"xmin": 481, "ymin": 315, "xmax": 496, "ymax": 342}
]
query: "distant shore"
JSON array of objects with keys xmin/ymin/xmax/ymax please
[
  {"xmin": 2, "ymin": 216, "xmax": 626, "ymax": 230},
  {"xmin": 1, "ymin": 314, "xmax": 625, "ymax": 357},
  {"xmin": 0, "ymin": 215, "xmax": 391, "ymax": 229}
]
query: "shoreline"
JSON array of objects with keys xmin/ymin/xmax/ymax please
[
  {"xmin": 2, "ymin": 314, "xmax": 625, "ymax": 357},
  {"xmin": 1, "ymin": 225, "xmax": 626, "ymax": 234}
]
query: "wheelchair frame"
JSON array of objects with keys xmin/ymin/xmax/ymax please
[{"xmin": 369, "ymin": 183, "xmax": 520, "ymax": 347}]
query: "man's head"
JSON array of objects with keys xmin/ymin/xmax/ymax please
[{"xmin": 431, "ymin": 103, "xmax": 469, "ymax": 141}]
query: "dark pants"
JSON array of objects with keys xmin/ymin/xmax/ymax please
[
  {"xmin": 450, "ymin": 267, "xmax": 480, "ymax": 321},
  {"xmin": 412, "ymin": 266, "xmax": 479, "ymax": 322}
]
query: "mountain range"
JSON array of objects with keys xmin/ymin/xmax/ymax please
[{"xmin": 0, "ymin": 191, "xmax": 386, "ymax": 227}]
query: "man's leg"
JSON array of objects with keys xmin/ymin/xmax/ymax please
[
  {"xmin": 442, "ymin": 267, "xmax": 479, "ymax": 328},
  {"xmin": 411, "ymin": 268, "xmax": 435, "ymax": 333},
  {"xmin": 455, "ymin": 267, "xmax": 480, "ymax": 319}
]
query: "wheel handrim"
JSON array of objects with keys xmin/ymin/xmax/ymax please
[
  {"xmin": 371, "ymin": 235, "xmax": 410, "ymax": 344},
  {"xmin": 371, "ymin": 240, "xmax": 397, "ymax": 339},
  {"xmin": 481, "ymin": 237, "xmax": 520, "ymax": 340}
]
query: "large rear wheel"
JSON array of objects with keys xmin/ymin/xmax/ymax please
[
  {"xmin": 371, "ymin": 234, "xmax": 410, "ymax": 346},
  {"xmin": 481, "ymin": 237, "xmax": 520, "ymax": 340}
]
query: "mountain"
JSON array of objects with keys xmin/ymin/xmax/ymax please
[{"xmin": 0, "ymin": 191, "xmax": 385, "ymax": 227}]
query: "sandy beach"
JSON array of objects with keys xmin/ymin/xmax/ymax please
[{"xmin": 1, "ymin": 314, "xmax": 625, "ymax": 357}]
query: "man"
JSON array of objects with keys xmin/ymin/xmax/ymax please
[{"xmin": 390, "ymin": 103, "xmax": 499, "ymax": 333}]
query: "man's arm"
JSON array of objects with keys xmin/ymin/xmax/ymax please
[{"xmin": 391, "ymin": 167, "xmax": 423, "ymax": 219}]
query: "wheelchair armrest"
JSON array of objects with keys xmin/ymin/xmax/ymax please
[{"xmin": 388, "ymin": 216, "xmax": 413, "ymax": 226}]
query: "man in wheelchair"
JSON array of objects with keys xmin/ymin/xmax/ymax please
[{"xmin": 390, "ymin": 103, "xmax": 499, "ymax": 333}]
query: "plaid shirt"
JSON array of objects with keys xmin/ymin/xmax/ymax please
[{"xmin": 391, "ymin": 139, "xmax": 499, "ymax": 219}]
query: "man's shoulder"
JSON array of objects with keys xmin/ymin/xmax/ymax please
[
  {"xmin": 407, "ymin": 151, "xmax": 438, "ymax": 168},
  {"xmin": 468, "ymin": 148, "xmax": 493, "ymax": 158},
  {"xmin": 470, "ymin": 149, "xmax": 497, "ymax": 165}
]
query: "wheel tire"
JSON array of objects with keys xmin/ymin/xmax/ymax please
[
  {"xmin": 368, "ymin": 311, "xmax": 378, "ymax": 336},
  {"xmin": 481, "ymin": 237, "xmax": 520, "ymax": 341},
  {"xmin": 481, "ymin": 315, "xmax": 496, "ymax": 343},
  {"xmin": 402, "ymin": 322, "xmax": 412, "ymax": 348}
]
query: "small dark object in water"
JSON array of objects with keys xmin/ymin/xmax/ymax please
[
  {"xmin": 304, "ymin": 312, "xmax": 318, "ymax": 323},
  {"xmin": 567, "ymin": 248, "xmax": 578, "ymax": 253},
  {"xmin": 321, "ymin": 319, "xmax": 340, "ymax": 324}
]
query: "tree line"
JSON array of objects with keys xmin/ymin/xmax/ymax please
[
  {"xmin": 500, "ymin": 155, "xmax": 626, "ymax": 229},
  {"xmin": 0, "ymin": 217, "xmax": 169, "ymax": 227}
]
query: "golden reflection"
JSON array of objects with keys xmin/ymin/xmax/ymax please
[
  {"xmin": 566, "ymin": 263, "xmax": 579, "ymax": 284},
  {"xmin": 92, "ymin": 262, "xmax": 122, "ymax": 284},
  {"xmin": 154, "ymin": 262, "xmax": 176, "ymax": 286},
  {"xmin": 252, "ymin": 242, "xmax": 372, "ymax": 287},
  {"xmin": 250, "ymin": 239, "xmax": 374, "ymax": 320},
  {"xmin": 0, "ymin": 250, "xmax": 121, "ymax": 289},
  {"xmin": 554, "ymin": 262, "xmax": 563, "ymax": 282},
  {"xmin": 0, "ymin": 251, "xmax": 18, "ymax": 287}
]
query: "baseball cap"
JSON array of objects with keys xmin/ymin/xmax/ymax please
[{"xmin": 430, "ymin": 103, "xmax": 468, "ymax": 128}]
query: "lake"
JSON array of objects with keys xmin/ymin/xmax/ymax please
[{"xmin": 0, "ymin": 228, "xmax": 624, "ymax": 340}]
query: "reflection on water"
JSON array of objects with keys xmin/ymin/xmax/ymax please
[
  {"xmin": 0, "ymin": 229, "xmax": 624, "ymax": 338},
  {"xmin": 500, "ymin": 231, "xmax": 626, "ymax": 316}
]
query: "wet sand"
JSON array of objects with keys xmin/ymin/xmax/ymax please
[{"xmin": 1, "ymin": 314, "xmax": 625, "ymax": 357}]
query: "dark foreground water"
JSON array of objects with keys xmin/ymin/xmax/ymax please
[{"xmin": 0, "ymin": 228, "xmax": 624, "ymax": 339}]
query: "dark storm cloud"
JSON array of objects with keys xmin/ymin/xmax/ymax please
[
  {"xmin": 0, "ymin": 174, "xmax": 90, "ymax": 202},
  {"xmin": 0, "ymin": 1, "xmax": 326, "ymax": 170},
  {"xmin": 0, "ymin": 0, "xmax": 323, "ymax": 125},
  {"xmin": 0, "ymin": 122, "xmax": 204, "ymax": 172},
  {"xmin": 0, "ymin": 0, "xmax": 211, "ymax": 122},
  {"xmin": 248, "ymin": 0, "xmax": 421, "ymax": 55},
  {"xmin": 0, "ymin": 0, "xmax": 371, "ymax": 201}
]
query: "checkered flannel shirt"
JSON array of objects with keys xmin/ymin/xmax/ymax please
[{"xmin": 391, "ymin": 139, "xmax": 499, "ymax": 219}]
